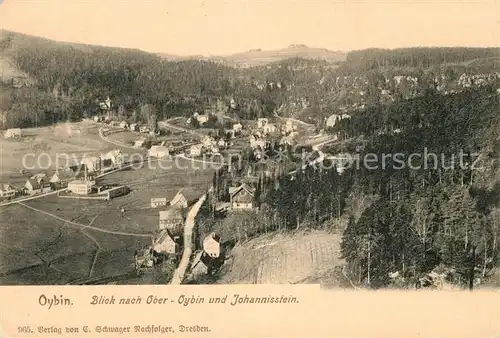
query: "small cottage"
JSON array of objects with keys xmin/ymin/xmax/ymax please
[
  {"xmin": 229, "ymin": 183, "xmax": 255, "ymax": 209},
  {"xmin": 130, "ymin": 123, "xmax": 138, "ymax": 132},
  {"xmin": 170, "ymin": 190, "xmax": 188, "ymax": 209},
  {"xmin": 119, "ymin": 121, "xmax": 129, "ymax": 129},
  {"xmin": 232, "ymin": 123, "xmax": 243, "ymax": 133},
  {"xmin": 149, "ymin": 146, "xmax": 169, "ymax": 159},
  {"xmin": 189, "ymin": 144, "xmax": 203, "ymax": 157},
  {"xmin": 151, "ymin": 197, "xmax": 168, "ymax": 208},
  {"xmin": 0, "ymin": 184, "xmax": 16, "ymax": 198},
  {"xmin": 203, "ymin": 232, "xmax": 221, "ymax": 258},
  {"xmin": 263, "ymin": 123, "xmax": 277, "ymax": 134},
  {"xmin": 153, "ymin": 229, "xmax": 179, "ymax": 255}
]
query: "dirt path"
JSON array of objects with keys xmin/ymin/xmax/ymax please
[{"xmin": 170, "ymin": 191, "xmax": 209, "ymax": 284}]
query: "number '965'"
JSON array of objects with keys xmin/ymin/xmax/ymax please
[{"xmin": 18, "ymin": 326, "xmax": 33, "ymax": 334}]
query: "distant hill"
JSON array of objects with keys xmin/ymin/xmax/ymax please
[{"xmin": 158, "ymin": 44, "xmax": 346, "ymax": 68}]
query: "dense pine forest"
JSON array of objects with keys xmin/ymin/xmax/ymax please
[
  {"xmin": 262, "ymin": 85, "xmax": 500, "ymax": 288},
  {"xmin": 1, "ymin": 30, "xmax": 499, "ymax": 129}
]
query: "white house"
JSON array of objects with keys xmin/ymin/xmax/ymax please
[
  {"xmin": 201, "ymin": 136, "xmax": 216, "ymax": 149},
  {"xmin": 189, "ymin": 144, "xmax": 203, "ymax": 157},
  {"xmin": 217, "ymin": 138, "xmax": 227, "ymax": 148},
  {"xmin": 151, "ymin": 197, "xmax": 168, "ymax": 208},
  {"xmin": 196, "ymin": 114, "xmax": 209, "ymax": 125},
  {"xmin": 67, "ymin": 180, "xmax": 93, "ymax": 195},
  {"xmin": 250, "ymin": 135, "xmax": 266, "ymax": 150},
  {"xmin": 0, "ymin": 184, "xmax": 16, "ymax": 198},
  {"xmin": 153, "ymin": 230, "xmax": 179, "ymax": 255},
  {"xmin": 170, "ymin": 190, "xmax": 188, "ymax": 209},
  {"xmin": 149, "ymin": 146, "xmax": 169, "ymax": 159},
  {"xmin": 203, "ymin": 233, "xmax": 221, "ymax": 258},
  {"xmin": 326, "ymin": 114, "xmax": 341, "ymax": 128},
  {"xmin": 4, "ymin": 128, "xmax": 22, "ymax": 139},
  {"xmin": 282, "ymin": 120, "xmax": 296, "ymax": 133},
  {"xmin": 130, "ymin": 123, "xmax": 138, "ymax": 132},
  {"xmin": 232, "ymin": 123, "xmax": 243, "ymax": 133},
  {"xmin": 119, "ymin": 121, "xmax": 129, "ymax": 129},
  {"xmin": 263, "ymin": 123, "xmax": 277, "ymax": 134}
]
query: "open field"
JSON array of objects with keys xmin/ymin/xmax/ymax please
[
  {"xmin": 216, "ymin": 230, "xmax": 348, "ymax": 285},
  {"xmin": 0, "ymin": 152, "xmax": 214, "ymax": 284},
  {"xmin": 0, "ymin": 121, "xmax": 118, "ymax": 186}
]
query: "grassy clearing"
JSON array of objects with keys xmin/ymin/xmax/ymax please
[
  {"xmin": 0, "ymin": 155, "xmax": 213, "ymax": 284},
  {"xmin": 0, "ymin": 121, "xmax": 114, "ymax": 186},
  {"xmin": 217, "ymin": 230, "xmax": 346, "ymax": 285}
]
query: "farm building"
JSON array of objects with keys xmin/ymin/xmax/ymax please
[
  {"xmin": 4, "ymin": 128, "xmax": 22, "ymax": 139},
  {"xmin": 229, "ymin": 183, "xmax": 255, "ymax": 209},
  {"xmin": 151, "ymin": 197, "xmax": 168, "ymax": 208},
  {"xmin": 98, "ymin": 185, "xmax": 129, "ymax": 200},
  {"xmin": 0, "ymin": 184, "xmax": 16, "ymax": 198},
  {"xmin": 130, "ymin": 123, "xmax": 138, "ymax": 131},
  {"xmin": 149, "ymin": 146, "xmax": 169, "ymax": 159},
  {"xmin": 159, "ymin": 206, "xmax": 185, "ymax": 237},
  {"xmin": 233, "ymin": 123, "xmax": 243, "ymax": 133},
  {"xmin": 170, "ymin": 190, "xmax": 188, "ymax": 209},
  {"xmin": 119, "ymin": 121, "xmax": 129, "ymax": 129},
  {"xmin": 49, "ymin": 169, "xmax": 75, "ymax": 189},
  {"xmin": 153, "ymin": 229, "xmax": 179, "ymax": 255},
  {"xmin": 67, "ymin": 180, "xmax": 93, "ymax": 195},
  {"xmin": 203, "ymin": 233, "xmax": 221, "ymax": 258}
]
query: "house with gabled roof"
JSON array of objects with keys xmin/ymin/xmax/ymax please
[
  {"xmin": 203, "ymin": 232, "xmax": 221, "ymax": 258},
  {"xmin": 0, "ymin": 184, "xmax": 17, "ymax": 198},
  {"xmin": 153, "ymin": 229, "xmax": 179, "ymax": 255},
  {"xmin": 24, "ymin": 173, "xmax": 51, "ymax": 195},
  {"xmin": 229, "ymin": 183, "xmax": 256, "ymax": 209},
  {"xmin": 159, "ymin": 206, "xmax": 185, "ymax": 238},
  {"xmin": 49, "ymin": 169, "xmax": 75, "ymax": 189},
  {"xmin": 170, "ymin": 189, "xmax": 188, "ymax": 209}
]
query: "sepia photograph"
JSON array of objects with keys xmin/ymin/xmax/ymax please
[{"xmin": 0, "ymin": 0, "xmax": 498, "ymax": 292}]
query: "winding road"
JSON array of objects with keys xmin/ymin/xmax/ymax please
[{"xmin": 170, "ymin": 191, "xmax": 209, "ymax": 285}]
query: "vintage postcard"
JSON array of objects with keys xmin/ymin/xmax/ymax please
[{"xmin": 0, "ymin": 0, "xmax": 499, "ymax": 337}]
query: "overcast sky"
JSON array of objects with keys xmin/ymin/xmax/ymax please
[{"xmin": 1, "ymin": 0, "xmax": 498, "ymax": 56}]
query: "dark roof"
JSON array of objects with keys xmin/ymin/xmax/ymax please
[{"xmin": 229, "ymin": 183, "xmax": 255, "ymax": 197}]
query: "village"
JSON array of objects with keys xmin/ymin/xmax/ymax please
[{"xmin": 0, "ymin": 96, "xmax": 346, "ymax": 285}]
